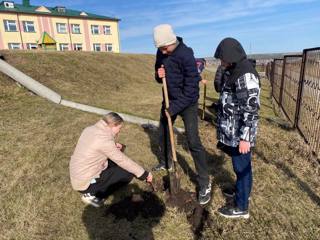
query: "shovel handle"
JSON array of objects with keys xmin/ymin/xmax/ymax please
[
  {"xmin": 162, "ymin": 77, "xmax": 170, "ymax": 109},
  {"xmin": 162, "ymin": 77, "xmax": 178, "ymax": 164},
  {"xmin": 202, "ymin": 84, "xmax": 207, "ymax": 120}
]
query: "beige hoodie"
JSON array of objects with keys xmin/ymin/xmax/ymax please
[{"xmin": 69, "ymin": 120, "xmax": 145, "ymax": 191}]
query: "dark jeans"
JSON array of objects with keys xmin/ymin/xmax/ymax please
[
  {"xmin": 80, "ymin": 160, "xmax": 134, "ymax": 199},
  {"xmin": 159, "ymin": 103, "xmax": 209, "ymax": 188},
  {"xmin": 221, "ymin": 144, "xmax": 252, "ymax": 211}
]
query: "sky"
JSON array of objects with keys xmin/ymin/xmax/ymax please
[{"xmin": 31, "ymin": 0, "xmax": 320, "ymax": 57}]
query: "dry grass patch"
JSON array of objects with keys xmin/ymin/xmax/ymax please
[
  {"xmin": 0, "ymin": 50, "xmax": 214, "ymax": 124},
  {"xmin": 1, "ymin": 62, "xmax": 319, "ymax": 240}
]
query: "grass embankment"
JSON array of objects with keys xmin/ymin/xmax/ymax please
[
  {"xmin": 0, "ymin": 52, "xmax": 319, "ymax": 239},
  {"xmin": 0, "ymin": 50, "xmax": 213, "ymax": 122}
]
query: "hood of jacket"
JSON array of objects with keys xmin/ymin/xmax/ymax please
[
  {"xmin": 214, "ymin": 37, "xmax": 247, "ymax": 63},
  {"xmin": 214, "ymin": 38, "xmax": 259, "ymax": 89}
]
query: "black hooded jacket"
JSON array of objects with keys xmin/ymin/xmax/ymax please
[
  {"xmin": 214, "ymin": 37, "xmax": 259, "ymax": 90},
  {"xmin": 213, "ymin": 38, "xmax": 261, "ymax": 147}
]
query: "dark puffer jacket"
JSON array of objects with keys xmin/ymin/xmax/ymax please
[{"xmin": 155, "ymin": 37, "xmax": 201, "ymax": 116}]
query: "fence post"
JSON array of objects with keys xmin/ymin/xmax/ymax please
[
  {"xmin": 270, "ymin": 60, "xmax": 275, "ymax": 98},
  {"xmin": 279, "ymin": 57, "xmax": 287, "ymax": 107},
  {"xmin": 294, "ymin": 50, "xmax": 307, "ymax": 128}
]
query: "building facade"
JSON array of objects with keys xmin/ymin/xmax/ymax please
[{"xmin": 0, "ymin": 0, "xmax": 120, "ymax": 52}]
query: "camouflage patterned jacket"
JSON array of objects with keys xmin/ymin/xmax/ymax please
[{"xmin": 217, "ymin": 72, "xmax": 260, "ymax": 147}]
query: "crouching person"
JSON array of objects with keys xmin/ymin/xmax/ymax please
[{"xmin": 69, "ymin": 112, "xmax": 152, "ymax": 207}]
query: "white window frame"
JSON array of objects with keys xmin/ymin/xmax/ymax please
[
  {"xmin": 91, "ymin": 25, "xmax": 99, "ymax": 35},
  {"xmin": 103, "ymin": 25, "xmax": 111, "ymax": 35},
  {"xmin": 71, "ymin": 24, "xmax": 81, "ymax": 34},
  {"xmin": 8, "ymin": 43, "xmax": 21, "ymax": 50},
  {"xmin": 59, "ymin": 43, "xmax": 69, "ymax": 51},
  {"xmin": 4, "ymin": 2, "xmax": 14, "ymax": 8},
  {"xmin": 27, "ymin": 43, "xmax": 38, "ymax": 50},
  {"xmin": 73, "ymin": 43, "xmax": 82, "ymax": 51},
  {"xmin": 105, "ymin": 43, "xmax": 113, "ymax": 52},
  {"xmin": 57, "ymin": 7, "xmax": 66, "ymax": 13},
  {"xmin": 93, "ymin": 43, "xmax": 101, "ymax": 52},
  {"xmin": 23, "ymin": 21, "xmax": 35, "ymax": 32},
  {"xmin": 4, "ymin": 20, "xmax": 17, "ymax": 32},
  {"xmin": 56, "ymin": 23, "xmax": 67, "ymax": 34}
]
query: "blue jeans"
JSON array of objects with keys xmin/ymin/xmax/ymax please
[{"xmin": 221, "ymin": 144, "xmax": 252, "ymax": 210}]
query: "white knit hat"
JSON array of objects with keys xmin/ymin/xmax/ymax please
[{"xmin": 153, "ymin": 24, "xmax": 177, "ymax": 48}]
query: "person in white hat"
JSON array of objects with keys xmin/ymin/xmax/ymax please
[{"xmin": 152, "ymin": 24, "xmax": 211, "ymax": 205}]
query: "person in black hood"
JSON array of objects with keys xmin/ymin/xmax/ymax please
[
  {"xmin": 152, "ymin": 24, "xmax": 211, "ymax": 205},
  {"xmin": 214, "ymin": 38, "xmax": 260, "ymax": 219}
]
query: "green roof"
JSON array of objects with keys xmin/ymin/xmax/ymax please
[{"xmin": 0, "ymin": 1, "xmax": 120, "ymax": 21}]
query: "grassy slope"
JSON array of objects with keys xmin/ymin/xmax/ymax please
[
  {"xmin": 0, "ymin": 51, "xmax": 159, "ymax": 120},
  {"xmin": 0, "ymin": 50, "xmax": 214, "ymax": 122},
  {"xmin": 0, "ymin": 52, "xmax": 319, "ymax": 239}
]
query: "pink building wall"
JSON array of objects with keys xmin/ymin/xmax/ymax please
[{"xmin": 83, "ymin": 19, "xmax": 91, "ymax": 51}]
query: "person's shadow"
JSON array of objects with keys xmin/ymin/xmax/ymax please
[{"xmin": 82, "ymin": 184, "xmax": 165, "ymax": 240}]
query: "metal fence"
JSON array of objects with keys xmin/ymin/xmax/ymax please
[
  {"xmin": 267, "ymin": 47, "xmax": 320, "ymax": 160},
  {"xmin": 281, "ymin": 55, "xmax": 302, "ymax": 122},
  {"xmin": 271, "ymin": 59, "xmax": 284, "ymax": 105}
]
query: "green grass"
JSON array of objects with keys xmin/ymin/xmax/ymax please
[{"xmin": 0, "ymin": 52, "xmax": 319, "ymax": 240}]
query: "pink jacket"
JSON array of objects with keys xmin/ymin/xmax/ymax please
[{"xmin": 69, "ymin": 120, "xmax": 145, "ymax": 191}]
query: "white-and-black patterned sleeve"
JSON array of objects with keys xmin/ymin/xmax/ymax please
[{"xmin": 235, "ymin": 73, "xmax": 260, "ymax": 142}]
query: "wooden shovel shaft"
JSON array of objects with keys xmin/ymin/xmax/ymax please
[
  {"xmin": 202, "ymin": 84, "xmax": 207, "ymax": 120},
  {"xmin": 162, "ymin": 76, "xmax": 170, "ymax": 109},
  {"xmin": 162, "ymin": 77, "xmax": 178, "ymax": 163}
]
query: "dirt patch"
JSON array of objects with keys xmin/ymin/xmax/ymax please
[{"xmin": 154, "ymin": 175, "xmax": 212, "ymax": 239}]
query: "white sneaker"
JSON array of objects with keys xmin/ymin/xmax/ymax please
[{"xmin": 81, "ymin": 193, "xmax": 104, "ymax": 208}]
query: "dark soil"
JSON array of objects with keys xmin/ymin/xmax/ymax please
[
  {"xmin": 155, "ymin": 175, "xmax": 213, "ymax": 239},
  {"xmin": 104, "ymin": 176, "xmax": 213, "ymax": 239},
  {"xmin": 104, "ymin": 191, "xmax": 165, "ymax": 222}
]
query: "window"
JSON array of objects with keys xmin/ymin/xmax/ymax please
[
  {"xmin": 27, "ymin": 43, "xmax": 37, "ymax": 50},
  {"xmin": 23, "ymin": 21, "xmax": 35, "ymax": 32},
  {"xmin": 56, "ymin": 23, "xmax": 67, "ymax": 33},
  {"xmin": 8, "ymin": 43, "xmax": 21, "ymax": 50},
  {"xmin": 71, "ymin": 24, "xmax": 81, "ymax": 34},
  {"xmin": 91, "ymin": 25, "xmax": 99, "ymax": 35},
  {"xmin": 4, "ymin": 1, "xmax": 14, "ymax": 8},
  {"xmin": 105, "ymin": 43, "xmax": 113, "ymax": 52},
  {"xmin": 59, "ymin": 43, "xmax": 69, "ymax": 51},
  {"xmin": 4, "ymin": 20, "xmax": 17, "ymax": 32},
  {"xmin": 73, "ymin": 43, "xmax": 82, "ymax": 51},
  {"xmin": 93, "ymin": 44, "xmax": 101, "ymax": 52},
  {"xmin": 103, "ymin": 25, "xmax": 111, "ymax": 35},
  {"xmin": 56, "ymin": 6, "xmax": 66, "ymax": 13}
]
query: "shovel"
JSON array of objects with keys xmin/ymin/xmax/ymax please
[
  {"xmin": 162, "ymin": 75, "xmax": 181, "ymax": 194},
  {"xmin": 201, "ymin": 83, "xmax": 207, "ymax": 120}
]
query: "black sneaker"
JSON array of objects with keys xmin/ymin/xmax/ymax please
[
  {"xmin": 218, "ymin": 206, "xmax": 249, "ymax": 219},
  {"xmin": 198, "ymin": 183, "xmax": 212, "ymax": 205},
  {"xmin": 81, "ymin": 193, "xmax": 104, "ymax": 208},
  {"xmin": 152, "ymin": 162, "xmax": 172, "ymax": 171}
]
